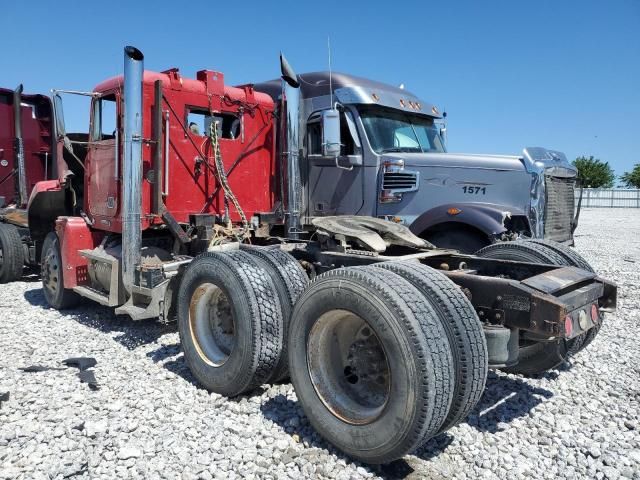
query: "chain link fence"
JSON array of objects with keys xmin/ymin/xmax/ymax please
[{"xmin": 575, "ymin": 188, "xmax": 640, "ymax": 208}]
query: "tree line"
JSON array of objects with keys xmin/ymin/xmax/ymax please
[{"xmin": 571, "ymin": 156, "xmax": 640, "ymax": 189}]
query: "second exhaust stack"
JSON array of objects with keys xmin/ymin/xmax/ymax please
[{"xmin": 122, "ymin": 46, "xmax": 144, "ymax": 294}]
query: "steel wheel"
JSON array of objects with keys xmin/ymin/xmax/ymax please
[
  {"xmin": 42, "ymin": 243, "xmax": 62, "ymax": 297},
  {"xmin": 40, "ymin": 232, "xmax": 79, "ymax": 309},
  {"xmin": 189, "ymin": 283, "xmax": 236, "ymax": 367},
  {"xmin": 307, "ymin": 309, "xmax": 390, "ymax": 425}
]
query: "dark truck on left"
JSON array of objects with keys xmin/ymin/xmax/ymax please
[{"xmin": 0, "ymin": 85, "xmax": 55, "ymax": 282}]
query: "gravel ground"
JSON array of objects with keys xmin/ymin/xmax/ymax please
[{"xmin": 1, "ymin": 208, "xmax": 639, "ymax": 480}]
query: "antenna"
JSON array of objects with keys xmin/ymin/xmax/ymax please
[{"xmin": 328, "ymin": 36, "xmax": 333, "ymax": 108}]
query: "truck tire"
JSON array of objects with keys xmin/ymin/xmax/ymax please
[
  {"xmin": 475, "ymin": 240, "xmax": 567, "ymax": 265},
  {"xmin": 525, "ymin": 239, "xmax": 594, "ymax": 272},
  {"xmin": 177, "ymin": 250, "xmax": 283, "ymax": 397},
  {"xmin": 374, "ymin": 261, "xmax": 488, "ymax": 433},
  {"xmin": 524, "ymin": 239, "xmax": 601, "ymax": 353},
  {"xmin": 0, "ymin": 223, "xmax": 24, "ymax": 283},
  {"xmin": 288, "ymin": 266, "xmax": 454, "ymax": 464},
  {"xmin": 241, "ymin": 246, "xmax": 308, "ymax": 382},
  {"xmin": 41, "ymin": 232, "xmax": 80, "ymax": 309},
  {"xmin": 474, "ymin": 240, "xmax": 590, "ymax": 376}
]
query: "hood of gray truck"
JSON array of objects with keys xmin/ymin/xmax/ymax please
[
  {"xmin": 397, "ymin": 152, "xmax": 526, "ymax": 170},
  {"xmin": 377, "ymin": 152, "xmax": 532, "ymax": 226}
]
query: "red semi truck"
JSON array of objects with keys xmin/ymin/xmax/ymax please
[
  {"xmin": 0, "ymin": 86, "xmax": 54, "ymax": 282},
  {"xmin": 30, "ymin": 47, "xmax": 615, "ymax": 464}
]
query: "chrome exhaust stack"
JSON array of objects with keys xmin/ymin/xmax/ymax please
[
  {"xmin": 280, "ymin": 53, "xmax": 302, "ymax": 239},
  {"xmin": 13, "ymin": 84, "xmax": 28, "ymax": 207},
  {"xmin": 122, "ymin": 46, "xmax": 144, "ymax": 294}
]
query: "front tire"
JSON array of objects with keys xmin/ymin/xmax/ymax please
[
  {"xmin": 288, "ymin": 266, "xmax": 454, "ymax": 464},
  {"xmin": 41, "ymin": 232, "xmax": 80, "ymax": 309},
  {"xmin": 0, "ymin": 223, "xmax": 24, "ymax": 283}
]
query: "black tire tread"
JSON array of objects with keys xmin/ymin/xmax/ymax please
[
  {"xmin": 0, "ymin": 223, "xmax": 24, "ymax": 283},
  {"xmin": 357, "ymin": 265, "xmax": 455, "ymax": 440},
  {"xmin": 475, "ymin": 241, "xmax": 567, "ymax": 265},
  {"xmin": 178, "ymin": 250, "xmax": 283, "ymax": 395},
  {"xmin": 291, "ymin": 266, "xmax": 455, "ymax": 463},
  {"xmin": 241, "ymin": 246, "xmax": 308, "ymax": 381},
  {"xmin": 525, "ymin": 239, "xmax": 594, "ymax": 272},
  {"xmin": 375, "ymin": 261, "xmax": 488, "ymax": 432}
]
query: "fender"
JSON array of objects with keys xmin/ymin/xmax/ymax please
[
  {"xmin": 409, "ymin": 203, "xmax": 529, "ymax": 237},
  {"xmin": 55, "ymin": 217, "xmax": 104, "ymax": 289},
  {"xmin": 27, "ymin": 180, "xmax": 69, "ymax": 259}
]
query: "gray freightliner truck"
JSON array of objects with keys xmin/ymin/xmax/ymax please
[{"xmin": 255, "ymin": 73, "xmax": 579, "ymax": 253}]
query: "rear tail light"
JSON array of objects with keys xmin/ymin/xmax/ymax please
[
  {"xmin": 564, "ymin": 315, "xmax": 573, "ymax": 337},
  {"xmin": 591, "ymin": 304, "xmax": 599, "ymax": 323}
]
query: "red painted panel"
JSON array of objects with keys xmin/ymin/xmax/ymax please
[
  {"xmin": 86, "ymin": 69, "xmax": 277, "ymax": 234},
  {"xmin": 27, "ymin": 179, "xmax": 62, "ymax": 205},
  {"xmin": 55, "ymin": 217, "xmax": 103, "ymax": 288},
  {"xmin": 0, "ymin": 88, "xmax": 53, "ymax": 207},
  {"xmin": 87, "ymin": 139, "xmax": 119, "ymax": 219}
]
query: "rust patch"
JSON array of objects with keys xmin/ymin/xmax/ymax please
[{"xmin": 0, "ymin": 208, "xmax": 28, "ymax": 227}]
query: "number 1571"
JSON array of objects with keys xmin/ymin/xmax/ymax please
[{"xmin": 462, "ymin": 186, "xmax": 486, "ymax": 195}]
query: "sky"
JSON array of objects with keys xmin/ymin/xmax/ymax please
[{"xmin": 2, "ymin": 0, "xmax": 638, "ymax": 176}]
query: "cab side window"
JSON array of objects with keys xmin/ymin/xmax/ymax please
[
  {"xmin": 307, "ymin": 110, "xmax": 359, "ymax": 156},
  {"xmin": 91, "ymin": 95, "xmax": 117, "ymax": 141},
  {"xmin": 186, "ymin": 108, "xmax": 240, "ymax": 139}
]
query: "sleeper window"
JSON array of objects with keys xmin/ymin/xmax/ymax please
[{"xmin": 186, "ymin": 108, "xmax": 240, "ymax": 139}]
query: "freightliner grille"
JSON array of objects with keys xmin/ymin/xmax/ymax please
[
  {"xmin": 544, "ymin": 176, "xmax": 575, "ymax": 243},
  {"xmin": 382, "ymin": 171, "xmax": 418, "ymax": 192}
]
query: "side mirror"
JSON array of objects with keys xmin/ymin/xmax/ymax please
[
  {"xmin": 322, "ymin": 109, "xmax": 341, "ymax": 157},
  {"xmin": 53, "ymin": 93, "xmax": 66, "ymax": 137},
  {"xmin": 439, "ymin": 126, "xmax": 447, "ymax": 148}
]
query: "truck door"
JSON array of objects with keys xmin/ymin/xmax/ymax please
[
  {"xmin": 306, "ymin": 109, "xmax": 364, "ymax": 217},
  {"xmin": 86, "ymin": 93, "xmax": 120, "ymax": 219}
]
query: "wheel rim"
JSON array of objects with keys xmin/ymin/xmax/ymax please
[
  {"xmin": 42, "ymin": 245, "xmax": 61, "ymax": 296},
  {"xmin": 189, "ymin": 283, "xmax": 236, "ymax": 367},
  {"xmin": 307, "ymin": 309, "xmax": 390, "ymax": 425}
]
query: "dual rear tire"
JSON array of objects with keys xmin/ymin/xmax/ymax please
[
  {"xmin": 178, "ymin": 250, "xmax": 488, "ymax": 464},
  {"xmin": 177, "ymin": 247, "xmax": 308, "ymax": 397},
  {"xmin": 288, "ymin": 264, "xmax": 488, "ymax": 464}
]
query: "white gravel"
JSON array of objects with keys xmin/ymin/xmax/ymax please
[{"xmin": 1, "ymin": 208, "xmax": 639, "ymax": 480}]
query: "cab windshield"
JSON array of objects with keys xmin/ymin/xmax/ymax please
[{"xmin": 359, "ymin": 107, "xmax": 445, "ymax": 154}]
